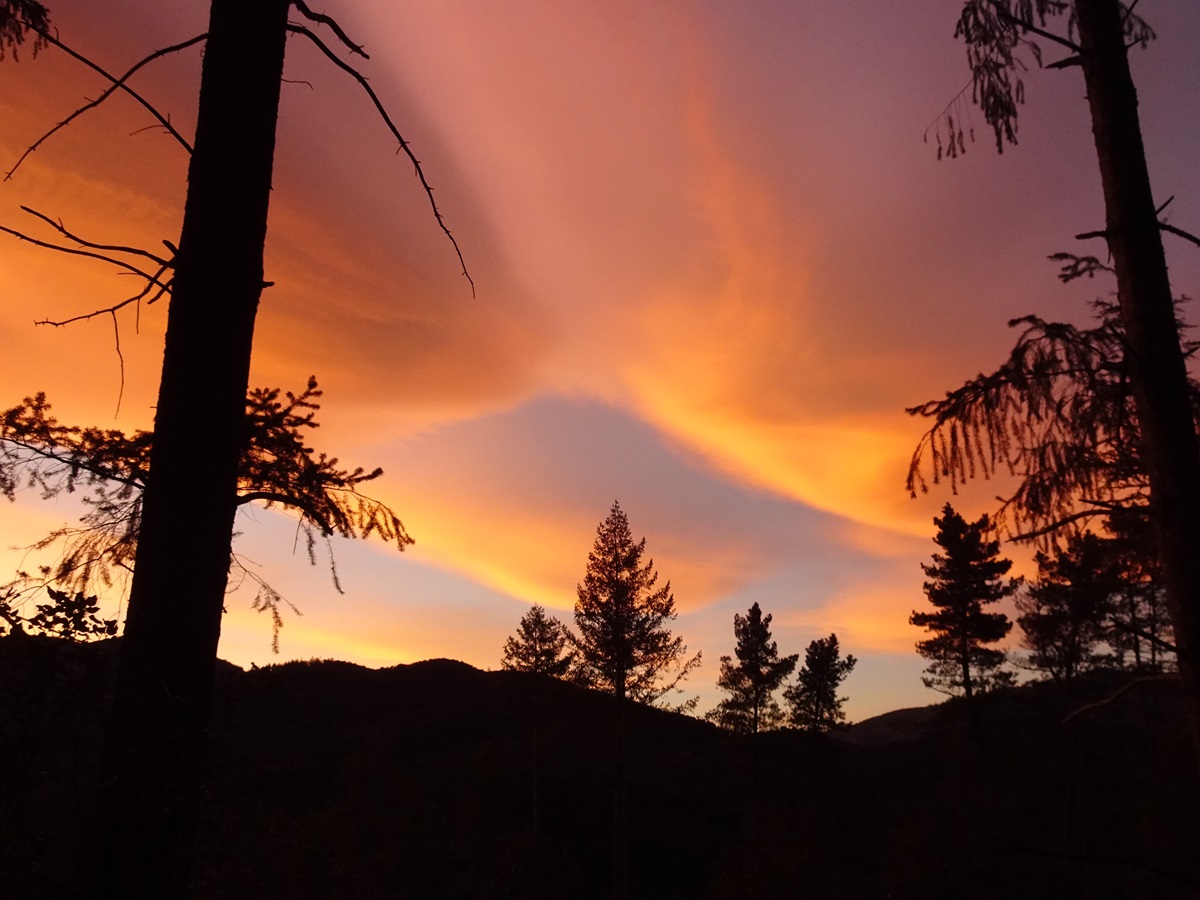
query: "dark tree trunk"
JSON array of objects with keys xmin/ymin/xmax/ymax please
[
  {"xmin": 1075, "ymin": 0, "xmax": 1200, "ymax": 753},
  {"xmin": 89, "ymin": 0, "xmax": 291, "ymax": 895}
]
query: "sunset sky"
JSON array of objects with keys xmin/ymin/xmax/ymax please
[{"xmin": 2, "ymin": 0, "xmax": 1198, "ymax": 720}]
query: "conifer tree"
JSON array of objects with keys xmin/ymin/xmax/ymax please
[
  {"xmin": 572, "ymin": 501, "xmax": 700, "ymax": 706},
  {"xmin": 1016, "ymin": 532, "xmax": 1119, "ymax": 681},
  {"xmin": 707, "ymin": 602, "xmax": 797, "ymax": 733},
  {"xmin": 501, "ymin": 604, "xmax": 575, "ymax": 678},
  {"xmin": 910, "ymin": 504, "xmax": 1016, "ymax": 700},
  {"xmin": 784, "ymin": 633, "xmax": 856, "ymax": 732}
]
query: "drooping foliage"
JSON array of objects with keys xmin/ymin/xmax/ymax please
[
  {"xmin": 572, "ymin": 501, "xmax": 700, "ymax": 707},
  {"xmin": 0, "ymin": 377, "xmax": 412, "ymax": 616},
  {"xmin": 907, "ymin": 298, "xmax": 1200, "ymax": 544},
  {"xmin": 933, "ymin": 0, "xmax": 1200, "ymax": 778},
  {"xmin": 911, "ymin": 504, "xmax": 1016, "ymax": 700},
  {"xmin": 707, "ymin": 602, "xmax": 798, "ymax": 733},
  {"xmin": 501, "ymin": 604, "xmax": 576, "ymax": 678},
  {"xmin": 0, "ymin": 0, "xmax": 49, "ymax": 60},
  {"xmin": 936, "ymin": 0, "xmax": 1154, "ymax": 157},
  {"xmin": 784, "ymin": 633, "xmax": 857, "ymax": 733}
]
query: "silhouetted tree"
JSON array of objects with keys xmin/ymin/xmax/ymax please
[
  {"xmin": 707, "ymin": 602, "xmax": 797, "ymax": 733},
  {"xmin": 784, "ymin": 633, "xmax": 856, "ymax": 732},
  {"xmin": 501, "ymin": 604, "xmax": 576, "ymax": 678},
  {"xmin": 934, "ymin": 0, "xmax": 1200, "ymax": 757},
  {"xmin": 1017, "ymin": 532, "xmax": 1119, "ymax": 681},
  {"xmin": 572, "ymin": 501, "xmax": 700, "ymax": 706},
  {"xmin": 1104, "ymin": 513, "xmax": 1175, "ymax": 670},
  {"xmin": 911, "ymin": 504, "xmax": 1016, "ymax": 700},
  {"xmin": 3, "ymin": 2, "xmax": 468, "ymax": 893}
]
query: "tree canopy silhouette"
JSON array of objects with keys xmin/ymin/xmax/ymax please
[
  {"xmin": 911, "ymin": 504, "xmax": 1016, "ymax": 701},
  {"xmin": 707, "ymin": 602, "xmax": 797, "ymax": 733},
  {"xmin": 501, "ymin": 604, "xmax": 576, "ymax": 678},
  {"xmin": 784, "ymin": 633, "xmax": 856, "ymax": 732},
  {"xmin": 907, "ymin": 298, "xmax": 1200, "ymax": 543},
  {"xmin": 2, "ymin": 2, "xmax": 468, "ymax": 894},
  {"xmin": 931, "ymin": 0, "xmax": 1200, "ymax": 761},
  {"xmin": 0, "ymin": 377, "xmax": 410, "ymax": 626},
  {"xmin": 572, "ymin": 501, "xmax": 700, "ymax": 707},
  {"xmin": 1017, "ymin": 531, "xmax": 1121, "ymax": 681}
]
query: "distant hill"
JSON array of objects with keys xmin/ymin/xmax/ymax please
[
  {"xmin": 841, "ymin": 704, "xmax": 940, "ymax": 746},
  {"xmin": 2, "ymin": 637, "xmax": 1197, "ymax": 899}
]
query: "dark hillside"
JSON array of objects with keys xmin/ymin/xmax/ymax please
[{"xmin": 2, "ymin": 637, "xmax": 1196, "ymax": 898}]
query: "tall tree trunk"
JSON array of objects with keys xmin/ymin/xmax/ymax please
[
  {"xmin": 90, "ymin": 0, "xmax": 291, "ymax": 895},
  {"xmin": 1075, "ymin": 0, "xmax": 1200, "ymax": 752}
]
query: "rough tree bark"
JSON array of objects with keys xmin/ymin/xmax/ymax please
[
  {"xmin": 90, "ymin": 0, "xmax": 291, "ymax": 895},
  {"xmin": 1074, "ymin": 0, "xmax": 1200, "ymax": 751}
]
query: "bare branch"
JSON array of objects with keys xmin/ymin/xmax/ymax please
[
  {"xmin": 20, "ymin": 205, "xmax": 172, "ymax": 267},
  {"xmin": 1160, "ymin": 221, "xmax": 1200, "ymax": 250},
  {"xmin": 0, "ymin": 222, "xmax": 173, "ymax": 290},
  {"xmin": 290, "ymin": 0, "xmax": 368, "ymax": 59},
  {"xmin": 10, "ymin": 25, "xmax": 195, "ymax": 177},
  {"xmin": 5, "ymin": 32, "xmax": 203, "ymax": 181},
  {"xmin": 286, "ymin": 23, "xmax": 475, "ymax": 297}
]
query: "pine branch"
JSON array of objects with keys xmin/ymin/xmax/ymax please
[{"xmin": 237, "ymin": 489, "xmax": 334, "ymax": 534}]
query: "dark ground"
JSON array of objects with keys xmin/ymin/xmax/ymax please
[{"xmin": 2, "ymin": 634, "xmax": 1197, "ymax": 899}]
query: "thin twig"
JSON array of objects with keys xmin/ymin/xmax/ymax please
[
  {"xmin": 290, "ymin": 1, "xmax": 368, "ymax": 59},
  {"xmin": 20, "ymin": 205, "xmax": 172, "ymax": 267},
  {"xmin": 35, "ymin": 268, "xmax": 169, "ymax": 327},
  {"xmin": 286, "ymin": 23, "xmax": 475, "ymax": 297},
  {"xmin": 111, "ymin": 311, "xmax": 125, "ymax": 417},
  {"xmin": 8, "ymin": 25, "xmax": 196, "ymax": 181},
  {"xmin": 923, "ymin": 77, "xmax": 973, "ymax": 144},
  {"xmin": 0, "ymin": 223, "xmax": 172, "ymax": 290}
]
